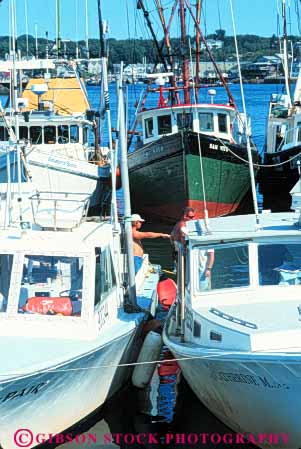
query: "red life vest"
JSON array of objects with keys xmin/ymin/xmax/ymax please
[{"xmin": 22, "ymin": 297, "xmax": 73, "ymax": 316}]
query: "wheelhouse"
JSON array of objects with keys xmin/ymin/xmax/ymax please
[
  {"xmin": 138, "ymin": 104, "xmax": 236, "ymax": 144},
  {"xmin": 0, "ymin": 113, "xmax": 93, "ymax": 147},
  {"xmin": 0, "ymin": 222, "xmax": 121, "ymax": 341}
]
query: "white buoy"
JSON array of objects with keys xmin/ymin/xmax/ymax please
[{"xmin": 132, "ymin": 331, "xmax": 162, "ymax": 388}]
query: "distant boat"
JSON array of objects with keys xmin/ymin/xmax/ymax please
[
  {"xmin": 128, "ymin": 0, "xmax": 260, "ymax": 223},
  {"xmin": 0, "ymin": 59, "xmax": 113, "ymax": 213},
  {"xmin": 258, "ymin": 0, "xmax": 301, "ymax": 209}
]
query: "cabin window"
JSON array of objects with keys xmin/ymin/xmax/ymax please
[
  {"xmin": 218, "ymin": 114, "xmax": 227, "ymax": 133},
  {"xmin": 197, "ymin": 244, "xmax": 249, "ymax": 292},
  {"xmin": 19, "ymin": 126, "xmax": 29, "ymax": 140},
  {"xmin": 158, "ymin": 115, "xmax": 172, "ymax": 135},
  {"xmin": 44, "ymin": 126, "xmax": 56, "ymax": 144},
  {"xmin": 177, "ymin": 112, "xmax": 193, "ymax": 130},
  {"xmin": 0, "ymin": 126, "xmax": 9, "ymax": 141},
  {"xmin": 0, "ymin": 254, "xmax": 13, "ymax": 312},
  {"xmin": 83, "ymin": 126, "xmax": 88, "ymax": 144},
  {"xmin": 199, "ymin": 113, "xmax": 214, "ymax": 132},
  {"xmin": 210, "ymin": 331, "xmax": 222, "ymax": 342},
  {"xmin": 18, "ymin": 255, "xmax": 84, "ymax": 317},
  {"xmin": 58, "ymin": 125, "xmax": 69, "ymax": 144},
  {"xmin": 30, "ymin": 126, "xmax": 42, "ymax": 144},
  {"xmin": 297, "ymin": 122, "xmax": 301, "ymax": 143},
  {"xmin": 145, "ymin": 118, "xmax": 154, "ymax": 138},
  {"xmin": 193, "ymin": 321, "xmax": 201, "ymax": 338},
  {"xmin": 258, "ymin": 243, "xmax": 301, "ymax": 286},
  {"xmin": 94, "ymin": 248, "xmax": 117, "ymax": 307},
  {"xmin": 70, "ymin": 125, "xmax": 79, "ymax": 143}
]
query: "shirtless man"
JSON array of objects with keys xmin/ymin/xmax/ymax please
[{"xmin": 131, "ymin": 214, "xmax": 170, "ymax": 273}]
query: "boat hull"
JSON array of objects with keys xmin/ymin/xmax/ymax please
[
  {"xmin": 165, "ymin": 335, "xmax": 300, "ymax": 448},
  {"xmin": 0, "ymin": 149, "xmax": 111, "ymax": 211},
  {"xmin": 258, "ymin": 146, "xmax": 301, "ymax": 210},
  {"xmin": 0, "ymin": 330, "xmax": 138, "ymax": 449},
  {"xmin": 128, "ymin": 132, "xmax": 259, "ymax": 223}
]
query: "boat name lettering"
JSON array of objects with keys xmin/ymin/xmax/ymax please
[
  {"xmin": 145, "ymin": 146, "xmax": 164, "ymax": 158},
  {"xmin": 185, "ymin": 306, "xmax": 193, "ymax": 332},
  {"xmin": 209, "ymin": 371, "xmax": 289, "ymax": 389},
  {"xmin": 0, "ymin": 381, "xmax": 48, "ymax": 403},
  {"xmin": 97, "ymin": 301, "xmax": 109, "ymax": 331},
  {"xmin": 48, "ymin": 157, "xmax": 77, "ymax": 169},
  {"xmin": 209, "ymin": 143, "xmax": 229, "ymax": 152}
]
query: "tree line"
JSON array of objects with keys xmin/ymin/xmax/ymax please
[{"xmin": 0, "ymin": 33, "xmax": 299, "ymax": 67}]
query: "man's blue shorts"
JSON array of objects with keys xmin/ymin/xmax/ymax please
[{"xmin": 134, "ymin": 256, "xmax": 143, "ymax": 274}]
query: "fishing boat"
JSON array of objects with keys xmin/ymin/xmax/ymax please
[
  {"xmin": 0, "ymin": 56, "xmax": 160, "ymax": 449},
  {"xmin": 0, "ymin": 59, "xmax": 112, "ymax": 213},
  {"xmin": 258, "ymin": 0, "xmax": 301, "ymax": 210},
  {"xmin": 128, "ymin": 0, "xmax": 259, "ymax": 223},
  {"xmin": 163, "ymin": 199, "xmax": 301, "ymax": 448}
]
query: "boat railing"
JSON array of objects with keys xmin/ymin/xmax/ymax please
[
  {"xmin": 284, "ymin": 124, "xmax": 301, "ymax": 148},
  {"xmin": 29, "ymin": 191, "xmax": 90, "ymax": 230}
]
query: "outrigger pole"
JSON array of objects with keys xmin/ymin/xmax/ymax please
[{"xmin": 184, "ymin": 0, "xmax": 236, "ymax": 107}]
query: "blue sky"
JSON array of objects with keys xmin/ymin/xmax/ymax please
[{"xmin": 0, "ymin": 0, "xmax": 300, "ymax": 40}]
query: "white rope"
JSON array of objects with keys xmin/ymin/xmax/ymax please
[
  {"xmin": 1, "ymin": 346, "xmax": 299, "ymax": 378},
  {"xmin": 215, "ymin": 135, "xmax": 301, "ymax": 168}
]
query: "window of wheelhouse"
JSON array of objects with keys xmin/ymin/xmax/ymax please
[
  {"xmin": 94, "ymin": 247, "xmax": 117, "ymax": 307},
  {"xmin": 218, "ymin": 113, "xmax": 228, "ymax": 133},
  {"xmin": 70, "ymin": 125, "xmax": 79, "ymax": 143},
  {"xmin": 0, "ymin": 126, "xmax": 9, "ymax": 141},
  {"xmin": 58, "ymin": 125, "xmax": 69, "ymax": 144},
  {"xmin": 83, "ymin": 126, "xmax": 88, "ymax": 144},
  {"xmin": 0, "ymin": 254, "xmax": 13, "ymax": 312},
  {"xmin": 197, "ymin": 244, "xmax": 250, "ymax": 292},
  {"xmin": 158, "ymin": 114, "xmax": 172, "ymax": 135},
  {"xmin": 44, "ymin": 126, "xmax": 56, "ymax": 144},
  {"xmin": 199, "ymin": 112, "xmax": 214, "ymax": 132},
  {"xmin": 177, "ymin": 112, "xmax": 193, "ymax": 131},
  {"xmin": 30, "ymin": 126, "xmax": 42, "ymax": 144},
  {"xmin": 145, "ymin": 118, "xmax": 154, "ymax": 138},
  {"xmin": 18, "ymin": 255, "xmax": 84, "ymax": 317},
  {"xmin": 258, "ymin": 243, "xmax": 301, "ymax": 286},
  {"xmin": 19, "ymin": 126, "xmax": 29, "ymax": 140}
]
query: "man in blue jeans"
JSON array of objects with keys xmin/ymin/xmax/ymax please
[{"xmin": 131, "ymin": 214, "xmax": 170, "ymax": 274}]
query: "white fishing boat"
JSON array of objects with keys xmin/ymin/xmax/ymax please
[
  {"xmin": 0, "ymin": 59, "xmax": 112, "ymax": 213},
  {"xmin": 0, "ymin": 191, "xmax": 159, "ymax": 449},
  {"xmin": 163, "ymin": 185, "xmax": 301, "ymax": 448},
  {"xmin": 0, "ymin": 16, "xmax": 160, "ymax": 445}
]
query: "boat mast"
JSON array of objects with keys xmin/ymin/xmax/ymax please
[
  {"xmin": 56, "ymin": 0, "xmax": 61, "ymax": 58},
  {"xmin": 137, "ymin": 1, "xmax": 168, "ymax": 71},
  {"xmin": 184, "ymin": 0, "xmax": 236, "ymax": 107},
  {"xmin": 195, "ymin": 0, "xmax": 201, "ymax": 101},
  {"xmin": 85, "ymin": 0, "xmax": 90, "ymax": 59},
  {"xmin": 179, "ymin": 0, "xmax": 190, "ymax": 104},
  {"xmin": 282, "ymin": 0, "xmax": 292, "ymax": 107},
  {"xmin": 155, "ymin": 0, "xmax": 177, "ymax": 103}
]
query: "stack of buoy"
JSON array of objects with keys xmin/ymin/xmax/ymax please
[{"xmin": 132, "ymin": 276, "xmax": 178, "ymax": 389}]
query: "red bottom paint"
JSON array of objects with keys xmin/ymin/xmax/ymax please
[{"xmin": 141, "ymin": 200, "xmax": 240, "ymax": 223}]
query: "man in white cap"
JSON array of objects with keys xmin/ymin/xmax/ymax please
[{"xmin": 131, "ymin": 213, "xmax": 170, "ymax": 273}]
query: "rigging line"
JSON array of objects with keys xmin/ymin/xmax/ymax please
[
  {"xmin": 229, "ymin": 0, "xmax": 259, "ymax": 226},
  {"xmin": 188, "ymin": 38, "xmax": 209, "ymax": 224},
  {"xmin": 215, "ymin": 135, "xmax": 301, "ymax": 168}
]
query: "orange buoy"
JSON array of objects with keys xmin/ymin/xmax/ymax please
[{"xmin": 157, "ymin": 278, "xmax": 177, "ymax": 311}]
